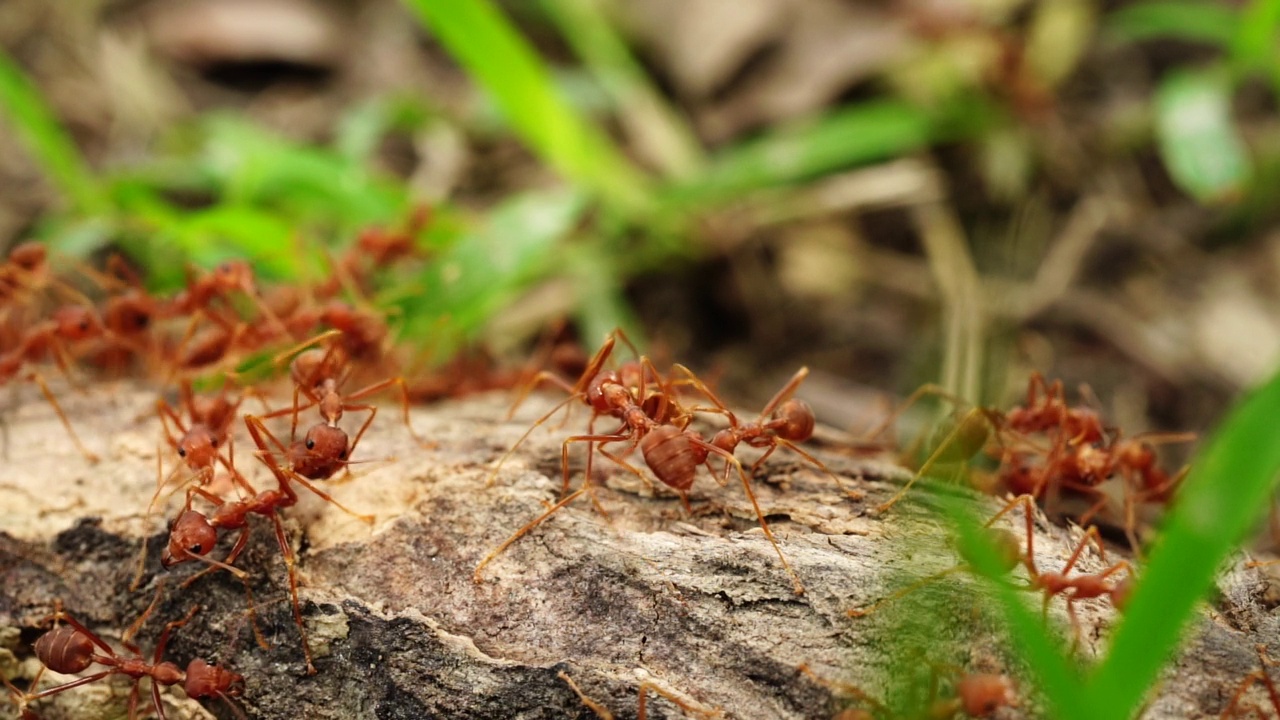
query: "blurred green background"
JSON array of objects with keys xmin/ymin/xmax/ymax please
[{"xmin": 2, "ymin": 0, "xmax": 1277, "ymax": 452}]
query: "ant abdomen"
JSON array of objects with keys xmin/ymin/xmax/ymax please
[
  {"xmin": 33, "ymin": 626, "xmax": 95, "ymax": 674},
  {"xmin": 641, "ymin": 425, "xmax": 701, "ymax": 492}
]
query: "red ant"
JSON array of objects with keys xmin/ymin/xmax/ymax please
[
  {"xmin": 161, "ymin": 414, "xmax": 373, "ymax": 675},
  {"xmin": 987, "ymin": 495, "xmax": 1132, "ymax": 647},
  {"xmin": 478, "ymin": 334, "xmax": 805, "ymax": 593},
  {"xmin": 5, "ymin": 589, "xmax": 244, "ymax": 720},
  {"xmin": 671, "ymin": 365, "xmax": 863, "ymax": 501},
  {"xmin": 254, "ymin": 332, "xmax": 426, "ymax": 474}
]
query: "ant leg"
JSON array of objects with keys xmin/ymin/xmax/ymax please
[
  {"xmin": 150, "ymin": 605, "xmax": 201, "ymax": 663},
  {"xmin": 474, "ymin": 487, "xmax": 588, "ymax": 581},
  {"xmin": 1061, "ymin": 526, "xmax": 1106, "ymax": 575},
  {"xmin": 284, "ymin": 468, "xmax": 375, "ymax": 524},
  {"xmin": 561, "ymin": 433, "xmax": 634, "ymax": 499},
  {"xmin": 636, "ymin": 681, "xmax": 722, "ymax": 720},
  {"xmin": 875, "ymin": 407, "xmax": 990, "ymax": 514},
  {"xmin": 121, "ymin": 581, "xmax": 169, "ymax": 653},
  {"xmin": 861, "ymin": 383, "xmax": 970, "ymax": 443},
  {"xmin": 759, "ymin": 367, "xmax": 810, "ymax": 419},
  {"xmin": 341, "ymin": 376, "xmax": 430, "ymax": 446},
  {"xmin": 180, "ymin": 529, "xmax": 253, "ymax": 589},
  {"xmin": 703, "ymin": 440, "xmax": 804, "ymax": 595},
  {"xmin": 26, "ymin": 371, "xmax": 98, "ymax": 463},
  {"xmin": 846, "ymin": 566, "xmax": 965, "ymax": 617},
  {"xmin": 24, "ymin": 671, "xmax": 114, "ymax": 701},
  {"xmin": 796, "ymin": 664, "xmax": 884, "ymax": 713},
  {"xmin": 557, "ymin": 671, "xmax": 614, "ymax": 720},
  {"xmin": 267, "ymin": 511, "xmax": 317, "ymax": 675},
  {"xmin": 486, "ymin": 394, "xmax": 580, "ymax": 487},
  {"xmin": 772, "ymin": 438, "xmax": 864, "ymax": 501},
  {"xmin": 504, "ymin": 370, "xmax": 576, "ymax": 422}
]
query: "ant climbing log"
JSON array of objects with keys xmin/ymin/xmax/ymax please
[{"xmin": 0, "ymin": 383, "xmax": 1267, "ymax": 719}]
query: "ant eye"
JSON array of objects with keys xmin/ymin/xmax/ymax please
[
  {"xmin": 78, "ymin": 320, "xmax": 89, "ymax": 331},
  {"xmin": 178, "ymin": 448, "xmax": 187, "ymax": 457},
  {"xmin": 189, "ymin": 544, "xmax": 202, "ymax": 554},
  {"xmin": 339, "ymin": 450, "xmax": 347, "ymax": 460},
  {"xmin": 135, "ymin": 314, "xmax": 149, "ymax": 328},
  {"xmin": 306, "ymin": 438, "xmax": 315, "ymax": 450},
  {"xmin": 210, "ymin": 439, "xmax": 218, "ymax": 448}
]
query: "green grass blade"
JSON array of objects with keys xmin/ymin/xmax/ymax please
[
  {"xmin": 539, "ymin": 0, "xmax": 705, "ymax": 179},
  {"xmin": 940, "ymin": 496, "xmax": 1101, "ymax": 720},
  {"xmin": 0, "ymin": 50, "xmax": 105, "ymax": 214},
  {"xmin": 675, "ymin": 100, "xmax": 935, "ymax": 204},
  {"xmin": 1089, "ymin": 370, "xmax": 1280, "ymax": 715},
  {"xmin": 1154, "ymin": 69, "xmax": 1250, "ymax": 203},
  {"xmin": 393, "ymin": 188, "xmax": 587, "ymax": 343},
  {"xmin": 402, "ymin": 0, "xmax": 652, "ymax": 212},
  {"xmin": 1105, "ymin": 1, "xmax": 1239, "ymax": 46}
]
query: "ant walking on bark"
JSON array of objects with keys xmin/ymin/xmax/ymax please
[
  {"xmin": 477, "ymin": 331, "xmax": 807, "ymax": 594},
  {"xmin": 160, "ymin": 414, "xmax": 373, "ymax": 675},
  {"xmin": 4, "ymin": 587, "xmax": 244, "ymax": 720}
]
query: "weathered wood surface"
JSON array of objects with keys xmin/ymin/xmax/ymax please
[{"xmin": 0, "ymin": 383, "xmax": 1271, "ymax": 719}]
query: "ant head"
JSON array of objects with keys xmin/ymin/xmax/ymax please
[
  {"xmin": 213, "ymin": 260, "xmax": 253, "ymax": 291},
  {"xmin": 186, "ymin": 658, "xmax": 245, "ymax": 699},
  {"xmin": 585, "ymin": 371, "xmax": 620, "ymax": 414},
  {"xmin": 33, "ymin": 626, "xmax": 95, "ymax": 674},
  {"xmin": 52, "ymin": 306, "xmax": 102, "ymax": 341},
  {"xmin": 771, "ymin": 399, "xmax": 815, "ymax": 442},
  {"xmin": 177, "ymin": 426, "xmax": 219, "ymax": 468},
  {"xmin": 9, "ymin": 241, "xmax": 47, "ymax": 272},
  {"xmin": 304, "ymin": 424, "xmax": 349, "ymax": 459},
  {"xmin": 163, "ymin": 510, "xmax": 217, "ymax": 566},
  {"xmin": 107, "ymin": 293, "xmax": 153, "ymax": 333},
  {"xmin": 955, "ymin": 674, "xmax": 1016, "ymax": 717}
]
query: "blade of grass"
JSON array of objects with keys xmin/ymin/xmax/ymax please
[
  {"xmin": 1105, "ymin": 1, "xmax": 1238, "ymax": 46},
  {"xmin": 0, "ymin": 50, "xmax": 106, "ymax": 214},
  {"xmin": 393, "ymin": 188, "xmax": 587, "ymax": 342},
  {"xmin": 674, "ymin": 100, "xmax": 936, "ymax": 205},
  {"xmin": 938, "ymin": 494, "xmax": 1102, "ymax": 720},
  {"xmin": 1089, "ymin": 370, "xmax": 1280, "ymax": 715},
  {"xmin": 402, "ymin": 0, "xmax": 652, "ymax": 212},
  {"xmin": 539, "ymin": 0, "xmax": 705, "ymax": 179}
]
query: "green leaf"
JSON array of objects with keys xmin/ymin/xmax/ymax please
[
  {"xmin": 1089, "ymin": 370, "xmax": 1280, "ymax": 716},
  {"xmin": 402, "ymin": 0, "xmax": 652, "ymax": 212},
  {"xmin": 0, "ymin": 50, "xmax": 105, "ymax": 214},
  {"xmin": 677, "ymin": 100, "xmax": 935, "ymax": 204},
  {"xmin": 1105, "ymin": 1, "xmax": 1239, "ymax": 46},
  {"xmin": 1154, "ymin": 69, "xmax": 1250, "ymax": 202},
  {"xmin": 169, "ymin": 205, "xmax": 305, "ymax": 279},
  {"xmin": 395, "ymin": 189, "xmax": 587, "ymax": 342}
]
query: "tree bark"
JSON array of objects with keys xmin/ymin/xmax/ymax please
[{"xmin": 0, "ymin": 383, "xmax": 1267, "ymax": 719}]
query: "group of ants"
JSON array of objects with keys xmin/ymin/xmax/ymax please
[{"xmin": 0, "ymin": 235, "xmax": 1274, "ymax": 720}]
